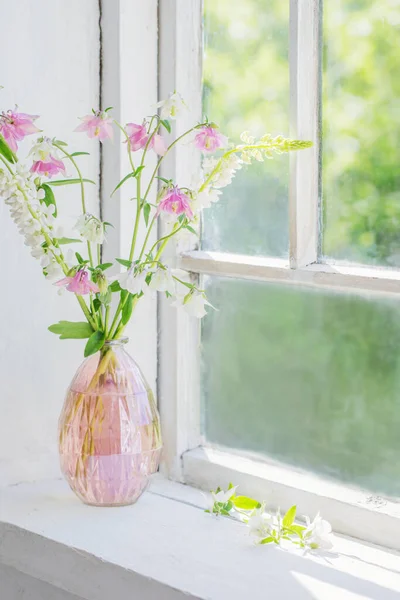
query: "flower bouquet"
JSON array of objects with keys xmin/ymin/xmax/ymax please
[{"xmin": 0, "ymin": 92, "xmax": 311, "ymax": 506}]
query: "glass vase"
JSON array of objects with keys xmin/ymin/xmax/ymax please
[{"xmin": 58, "ymin": 338, "xmax": 162, "ymax": 506}]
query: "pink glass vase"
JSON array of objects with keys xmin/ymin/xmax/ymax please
[{"xmin": 58, "ymin": 338, "xmax": 162, "ymax": 506}]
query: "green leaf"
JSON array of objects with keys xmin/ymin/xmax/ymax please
[
  {"xmin": 97, "ymin": 262, "xmax": 113, "ymax": 271},
  {"xmin": 232, "ymin": 496, "xmax": 261, "ymax": 511},
  {"xmin": 185, "ymin": 225, "xmax": 197, "ymax": 236},
  {"xmin": 282, "ymin": 505, "xmax": 297, "ymax": 529},
  {"xmin": 155, "ymin": 176, "xmax": 172, "ymax": 185},
  {"xmin": 288, "ymin": 525, "xmax": 306, "ymax": 538},
  {"xmin": 175, "ymin": 279, "xmax": 193, "ymax": 289},
  {"xmin": 84, "ymin": 330, "xmax": 106, "ymax": 357},
  {"xmin": 122, "ymin": 294, "xmax": 134, "ymax": 325},
  {"xmin": 48, "ymin": 178, "xmax": 96, "ymax": 186},
  {"xmin": 109, "ymin": 280, "xmax": 122, "ymax": 292},
  {"xmin": 143, "ymin": 202, "xmax": 151, "ymax": 226},
  {"xmin": 0, "ymin": 134, "xmax": 17, "ymax": 163},
  {"xmin": 116, "ymin": 258, "xmax": 132, "ymax": 268},
  {"xmin": 69, "ymin": 151, "xmax": 90, "ymax": 157},
  {"xmin": 134, "ymin": 165, "xmax": 145, "ymax": 177},
  {"xmin": 160, "ymin": 119, "xmax": 171, "ymax": 133},
  {"xmin": 54, "ymin": 139, "xmax": 68, "ymax": 147},
  {"xmin": 75, "ymin": 252, "xmax": 85, "ymax": 264},
  {"xmin": 111, "ymin": 172, "xmax": 136, "ymax": 196},
  {"xmin": 92, "ymin": 299, "xmax": 101, "ymax": 312},
  {"xmin": 104, "ymin": 106, "xmax": 113, "ymax": 112},
  {"xmin": 48, "ymin": 321, "xmax": 93, "ymax": 340},
  {"xmin": 39, "ymin": 183, "xmax": 57, "ymax": 217},
  {"xmin": 58, "ymin": 237, "xmax": 82, "ymax": 245},
  {"xmin": 260, "ymin": 537, "xmax": 275, "ymax": 545}
]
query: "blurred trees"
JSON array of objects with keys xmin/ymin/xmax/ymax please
[
  {"xmin": 202, "ymin": 0, "xmax": 400, "ymax": 496},
  {"xmin": 203, "ymin": 0, "xmax": 400, "ymax": 266}
]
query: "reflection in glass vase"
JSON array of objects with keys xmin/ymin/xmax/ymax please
[{"xmin": 59, "ymin": 338, "xmax": 162, "ymax": 506}]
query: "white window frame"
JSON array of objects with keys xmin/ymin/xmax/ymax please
[{"xmin": 157, "ymin": 0, "xmax": 400, "ymax": 549}]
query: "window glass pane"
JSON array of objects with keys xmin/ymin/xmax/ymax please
[
  {"xmin": 202, "ymin": 0, "xmax": 289, "ymax": 257},
  {"xmin": 323, "ymin": 1, "xmax": 400, "ymax": 267},
  {"xmin": 202, "ymin": 276, "xmax": 400, "ymax": 496}
]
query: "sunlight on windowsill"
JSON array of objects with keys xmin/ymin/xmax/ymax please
[{"xmin": 1, "ymin": 474, "xmax": 400, "ymax": 600}]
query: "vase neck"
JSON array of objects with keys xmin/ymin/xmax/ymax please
[{"xmin": 104, "ymin": 337, "xmax": 129, "ymax": 348}]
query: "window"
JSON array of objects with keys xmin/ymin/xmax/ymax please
[
  {"xmin": 202, "ymin": 0, "xmax": 290, "ymax": 257},
  {"xmin": 323, "ymin": 0, "xmax": 400, "ymax": 267},
  {"xmin": 158, "ymin": 0, "xmax": 400, "ymax": 537}
]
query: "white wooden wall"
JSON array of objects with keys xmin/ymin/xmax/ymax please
[
  {"xmin": 0, "ymin": 0, "xmax": 100, "ymax": 486},
  {"xmin": 0, "ymin": 0, "xmax": 158, "ymax": 487}
]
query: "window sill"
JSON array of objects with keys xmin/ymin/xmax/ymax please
[
  {"xmin": 183, "ymin": 446, "xmax": 400, "ymax": 551},
  {"xmin": 180, "ymin": 250, "xmax": 400, "ymax": 296},
  {"xmin": 1, "ymin": 476, "xmax": 400, "ymax": 599}
]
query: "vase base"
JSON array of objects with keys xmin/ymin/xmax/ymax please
[
  {"xmin": 70, "ymin": 477, "xmax": 150, "ymax": 508},
  {"xmin": 82, "ymin": 499, "xmax": 140, "ymax": 508}
]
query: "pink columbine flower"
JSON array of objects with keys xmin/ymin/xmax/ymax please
[
  {"xmin": 31, "ymin": 156, "xmax": 66, "ymax": 178},
  {"xmin": 75, "ymin": 110, "xmax": 114, "ymax": 141},
  {"xmin": 151, "ymin": 133, "xmax": 167, "ymax": 156},
  {"xmin": 0, "ymin": 110, "xmax": 40, "ymax": 152},
  {"xmin": 194, "ymin": 125, "xmax": 228, "ymax": 153},
  {"xmin": 156, "ymin": 186, "xmax": 193, "ymax": 220},
  {"xmin": 125, "ymin": 122, "xmax": 148, "ymax": 151},
  {"xmin": 55, "ymin": 270, "xmax": 99, "ymax": 295},
  {"xmin": 125, "ymin": 122, "xmax": 166, "ymax": 156}
]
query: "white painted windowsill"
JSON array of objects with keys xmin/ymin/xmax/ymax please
[{"xmin": 1, "ymin": 476, "xmax": 400, "ymax": 600}]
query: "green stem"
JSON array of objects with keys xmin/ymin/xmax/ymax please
[
  {"xmin": 89, "ymin": 294, "xmax": 102, "ymax": 330},
  {"xmin": 172, "ymin": 275, "xmax": 203, "ymax": 293},
  {"xmin": 108, "ymin": 121, "xmax": 207, "ymax": 337},
  {"xmin": 105, "ymin": 305, "xmax": 110, "ymax": 338},
  {"xmin": 127, "ymin": 119, "xmax": 159, "ymax": 263},
  {"xmin": 142, "ymin": 123, "xmax": 207, "ymax": 204},
  {"xmin": 0, "ymin": 155, "xmax": 14, "ymax": 174},
  {"xmin": 150, "ymin": 222, "xmax": 183, "ymax": 260},
  {"xmin": 134, "ymin": 123, "xmax": 208, "ymax": 264},
  {"xmin": 108, "ymin": 299, "xmax": 123, "ymax": 338},
  {"xmin": 87, "ymin": 243, "xmax": 94, "ymax": 267},
  {"xmin": 113, "ymin": 297, "xmax": 139, "ymax": 339},
  {"xmin": 129, "ymin": 179, "xmax": 142, "ymax": 262},
  {"xmin": 113, "ymin": 120, "xmax": 136, "ymax": 174},
  {"xmin": 54, "ymin": 143, "xmax": 87, "ymax": 213},
  {"xmin": 98, "ymin": 305, "xmax": 105, "ymax": 330},
  {"xmin": 77, "ymin": 296, "xmax": 97, "ymax": 329},
  {"xmin": 111, "ymin": 225, "xmax": 184, "ymax": 338},
  {"xmin": 138, "ymin": 215, "xmax": 156, "ymax": 261},
  {"xmin": 54, "ymin": 143, "xmax": 94, "ymax": 268}
]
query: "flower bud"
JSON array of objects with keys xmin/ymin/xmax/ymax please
[{"xmin": 92, "ymin": 269, "xmax": 108, "ymax": 295}]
